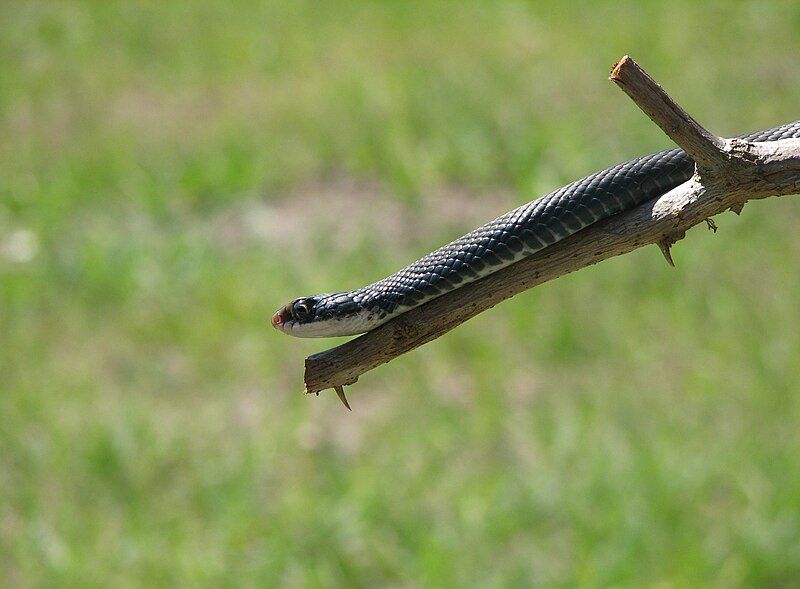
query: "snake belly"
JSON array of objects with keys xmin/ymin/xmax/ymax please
[{"xmin": 285, "ymin": 121, "xmax": 800, "ymax": 337}]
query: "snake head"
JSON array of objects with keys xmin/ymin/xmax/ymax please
[
  {"xmin": 272, "ymin": 296, "xmax": 319, "ymax": 332},
  {"xmin": 272, "ymin": 292, "xmax": 378, "ymax": 338}
]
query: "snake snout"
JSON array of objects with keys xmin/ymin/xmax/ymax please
[{"xmin": 271, "ymin": 305, "xmax": 292, "ymax": 331}]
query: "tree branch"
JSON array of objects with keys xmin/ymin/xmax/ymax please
[
  {"xmin": 303, "ymin": 56, "xmax": 800, "ymax": 399},
  {"xmin": 610, "ymin": 56, "xmax": 727, "ymax": 169}
]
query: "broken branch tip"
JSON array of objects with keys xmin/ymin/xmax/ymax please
[{"xmin": 609, "ymin": 55, "xmax": 633, "ymax": 80}]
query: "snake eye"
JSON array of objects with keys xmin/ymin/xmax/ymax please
[{"xmin": 291, "ymin": 298, "xmax": 314, "ymax": 321}]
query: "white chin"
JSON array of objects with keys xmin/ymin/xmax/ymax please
[{"xmin": 278, "ymin": 313, "xmax": 381, "ymax": 338}]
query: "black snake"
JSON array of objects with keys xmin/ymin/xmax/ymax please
[{"xmin": 273, "ymin": 120, "xmax": 800, "ymax": 338}]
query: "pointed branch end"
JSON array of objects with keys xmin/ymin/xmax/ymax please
[
  {"xmin": 657, "ymin": 230, "xmax": 686, "ymax": 267},
  {"xmin": 334, "ymin": 386, "xmax": 352, "ymax": 411},
  {"xmin": 657, "ymin": 240, "xmax": 676, "ymax": 267}
]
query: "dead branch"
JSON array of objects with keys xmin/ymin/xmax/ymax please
[{"xmin": 304, "ymin": 55, "xmax": 800, "ymax": 400}]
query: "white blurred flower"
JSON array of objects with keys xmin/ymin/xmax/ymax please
[{"xmin": 2, "ymin": 229, "xmax": 39, "ymax": 264}]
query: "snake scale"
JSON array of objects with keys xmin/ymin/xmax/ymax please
[{"xmin": 273, "ymin": 120, "xmax": 800, "ymax": 338}]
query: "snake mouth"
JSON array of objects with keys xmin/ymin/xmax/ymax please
[
  {"xmin": 271, "ymin": 306, "xmax": 294, "ymax": 333},
  {"xmin": 271, "ymin": 303, "xmax": 377, "ymax": 338}
]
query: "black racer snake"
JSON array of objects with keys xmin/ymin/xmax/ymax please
[{"xmin": 273, "ymin": 121, "xmax": 800, "ymax": 338}]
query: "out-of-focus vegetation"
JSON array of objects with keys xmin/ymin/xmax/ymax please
[{"xmin": 2, "ymin": 1, "xmax": 800, "ymax": 586}]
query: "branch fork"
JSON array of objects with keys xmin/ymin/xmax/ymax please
[{"xmin": 302, "ymin": 55, "xmax": 800, "ymax": 404}]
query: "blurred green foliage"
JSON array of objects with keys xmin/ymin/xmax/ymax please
[{"xmin": 2, "ymin": 1, "xmax": 800, "ymax": 586}]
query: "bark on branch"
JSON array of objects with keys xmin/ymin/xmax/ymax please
[{"xmin": 303, "ymin": 55, "xmax": 800, "ymax": 400}]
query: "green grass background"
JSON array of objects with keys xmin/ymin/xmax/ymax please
[{"xmin": 2, "ymin": 1, "xmax": 800, "ymax": 586}]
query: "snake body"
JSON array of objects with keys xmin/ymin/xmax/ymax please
[{"xmin": 272, "ymin": 121, "xmax": 800, "ymax": 338}]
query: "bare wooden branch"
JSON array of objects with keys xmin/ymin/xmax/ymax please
[
  {"xmin": 303, "ymin": 56, "xmax": 800, "ymax": 399},
  {"xmin": 610, "ymin": 55, "xmax": 726, "ymax": 169}
]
